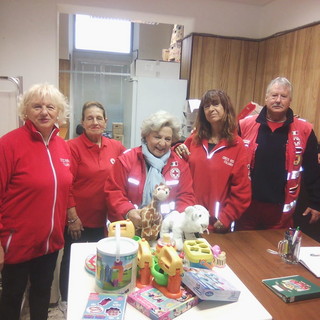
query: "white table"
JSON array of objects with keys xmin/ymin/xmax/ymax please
[{"xmin": 67, "ymin": 243, "xmax": 272, "ymax": 320}]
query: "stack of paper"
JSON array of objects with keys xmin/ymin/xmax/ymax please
[{"xmin": 299, "ymin": 247, "xmax": 320, "ymax": 278}]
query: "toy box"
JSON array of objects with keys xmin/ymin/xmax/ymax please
[
  {"xmin": 81, "ymin": 292, "xmax": 127, "ymax": 320},
  {"xmin": 181, "ymin": 267, "xmax": 240, "ymax": 301},
  {"xmin": 127, "ymin": 285, "xmax": 199, "ymax": 320}
]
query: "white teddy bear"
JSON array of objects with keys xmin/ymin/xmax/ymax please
[{"xmin": 160, "ymin": 205, "xmax": 210, "ymax": 250}]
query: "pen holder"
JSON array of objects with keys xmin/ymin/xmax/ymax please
[{"xmin": 278, "ymin": 228, "xmax": 301, "ymax": 264}]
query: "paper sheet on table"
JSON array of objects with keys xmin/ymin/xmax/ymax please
[{"xmin": 299, "ymin": 247, "xmax": 320, "ymax": 278}]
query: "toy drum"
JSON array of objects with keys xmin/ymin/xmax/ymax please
[{"xmin": 95, "ymin": 236, "xmax": 138, "ymax": 294}]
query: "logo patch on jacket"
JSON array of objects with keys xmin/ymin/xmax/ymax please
[
  {"xmin": 170, "ymin": 168, "xmax": 180, "ymax": 179},
  {"xmin": 222, "ymin": 156, "xmax": 234, "ymax": 167},
  {"xmin": 293, "ymin": 136, "xmax": 301, "ymax": 147},
  {"xmin": 60, "ymin": 158, "xmax": 70, "ymax": 167}
]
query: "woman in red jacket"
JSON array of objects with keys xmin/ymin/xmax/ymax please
[
  {"xmin": 58, "ymin": 101, "xmax": 125, "ymax": 315},
  {"xmin": 176, "ymin": 90, "xmax": 251, "ymax": 233},
  {"xmin": 105, "ymin": 110, "xmax": 195, "ymax": 229},
  {"xmin": 0, "ymin": 83, "xmax": 73, "ymax": 320}
]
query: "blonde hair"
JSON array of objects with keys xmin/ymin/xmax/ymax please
[{"xmin": 18, "ymin": 83, "xmax": 69, "ymax": 125}]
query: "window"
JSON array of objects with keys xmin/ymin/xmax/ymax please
[{"xmin": 75, "ymin": 15, "xmax": 132, "ymax": 54}]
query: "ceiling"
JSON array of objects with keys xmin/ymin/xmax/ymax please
[{"xmin": 220, "ymin": 0, "xmax": 274, "ymax": 6}]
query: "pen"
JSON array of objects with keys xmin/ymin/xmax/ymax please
[{"xmin": 292, "ymin": 226, "xmax": 300, "ymax": 245}]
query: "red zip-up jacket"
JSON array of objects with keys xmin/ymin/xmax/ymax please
[
  {"xmin": 0, "ymin": 120, "xmax": 73, "ymax": 264},
  {"xmin": 184, "ymin": 134, "xmax": 251, "ymax": 229},
  {"xmin": 105, "ymin": 146, "xmax": 195, "ymax": 222}
]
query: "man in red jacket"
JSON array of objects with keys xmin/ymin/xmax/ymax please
[{"xmin": 237, "ymin": 77, "xmax": 320, "ymax": 230}]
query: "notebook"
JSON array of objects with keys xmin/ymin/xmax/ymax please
[{"xmin": 299, "ymin": 247, "xmax": 320, "ymax": 278}]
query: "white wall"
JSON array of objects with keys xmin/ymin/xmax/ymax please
[
  {"xmin": 1, "ymin": 0, "xmax": 320, "ymax": 90},
  {"xmin": 259, "ymin": 0, "xmax": 320, "ymax": 37},
  {"xmin": 138, "ymin": 23, "xmax": 173, "ymax": 61}
]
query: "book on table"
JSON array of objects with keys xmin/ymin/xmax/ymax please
[
  {"xmin": 299, "ymin": 246, "xmax": 320, "ymax": 278},
  {"xmin": 262, "ymin": 275, "xmax": 320, "ymax": 303},
  {"xmin": 81, "ymin": 292, "xmax": 127, "ymax": 320}
]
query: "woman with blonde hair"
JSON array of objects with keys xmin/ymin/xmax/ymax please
[{"xmin": 0, "ymin": 83, "xmax": 73, "ymax": 320}]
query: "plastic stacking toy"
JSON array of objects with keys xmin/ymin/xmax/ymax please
[
  {"xmin": 151, "ymin": 245, "xmax": 183, "ymax": 299},
  {"xmin": 183, "ymin": 238, "xmax": 214, "ymax": 269},
  {"xmin": 136, "ymin": 238, "xmax": 153, "ymax": 288}
]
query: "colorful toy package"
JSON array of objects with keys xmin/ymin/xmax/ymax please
[
  {"xmin": 81, "ymin": 292, "xmax": 127, "ymax": 320},
  {"xmin": 181, "ymin": 267, "xmax": 240, "ymax": 301},
  {"xmin": 127, "ymin": 285, "xmax": 199, "ymax": 320}
]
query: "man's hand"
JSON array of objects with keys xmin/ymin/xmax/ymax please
[{"xmin": 302, "ymin": 207, "xmax": 320, "ymax": 224}]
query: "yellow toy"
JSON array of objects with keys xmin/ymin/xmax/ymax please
[
  {"xmin": 108, "ymin": 219, "xmax": 135, "ymax": 238},
  {"xmin": 151, "ymin": 245, "xmax": 183, "ymax": 299},
  {"xmin": 136, "ymin": 238, "xmax": 153, "ymax": 288},
  {"xmin": 183, "ymin": 238, "xmax": 214, "ymax": 269}
]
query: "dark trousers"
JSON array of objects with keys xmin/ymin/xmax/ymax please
[
  {"xmin": 59, "ymin": 226, "xmax": 105, "ymax": 301},
  {"xmin": 0, "ymin": 251, "xmax": 59, "ymax": 320},
  {"xmin": 235, "ymin": 199, "xmax": 292, "ymax": 230}
]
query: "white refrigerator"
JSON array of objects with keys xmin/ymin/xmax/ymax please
[{"xmin": 123, "ymin": 76, "xmax": 188, "ymax": 148}]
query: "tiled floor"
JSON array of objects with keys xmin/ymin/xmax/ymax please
[
  {"xmin": 1, "ymin": 275, "xmax": 65, "ymax": 320},
  {"xmin": 19, "ymin": 293, "xmax": 66, "ymax": 320},
  {"xmin": 21, "ymin": 303, "xmax": 65, "ymax": 320}
]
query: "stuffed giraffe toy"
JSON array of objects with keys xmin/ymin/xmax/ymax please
[{"xmin": 138, "ymin": 183, "xmax": 170, "ymax": 242}]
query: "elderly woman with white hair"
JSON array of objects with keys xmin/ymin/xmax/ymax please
[
  {"xmin": 105, "ymin": 110, "xmax": 195, "ymax": 228},
  {"xmin": 0, "ymin": 83, "xmax": 73, "ymax": 320}
]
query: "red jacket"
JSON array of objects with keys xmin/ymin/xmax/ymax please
[
  {"xmin": 184, "ymin": 134, "xmax": 251, "ymax": 229},
  {"xmin": 0, "ymin": 120, "xmax": 73, "ymax": 264},
  {"xmin": 68, "ymin": 134, "xmax": 125, "ymax": 228},
  {"xmin": 105, "ymin": 146, "xmax": 195, "ymax": 222},
  {"xmin": 240, "ymin": 112, "xmax": 318, "ymax": 223}
]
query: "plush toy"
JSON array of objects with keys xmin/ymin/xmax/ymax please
[
  {"xmin": 160, "ymin": 205, "xmax": 209, "ymax": 250},
  {"xmin": 138, "ymin": 183, "xmax": 170, "ymax": 242}
]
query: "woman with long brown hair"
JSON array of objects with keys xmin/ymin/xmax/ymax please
[{"xmin": 176, "ymin": 89, "xmax": 251, "ymax": 233}]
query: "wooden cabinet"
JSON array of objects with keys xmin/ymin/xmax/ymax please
[
  {"xmin": 180, "ymin": 33, "xmax": 259, "ymax": 115},
  {"xmin": 181, "ymin": 24, "xmax": 320, "ymax": 138}
]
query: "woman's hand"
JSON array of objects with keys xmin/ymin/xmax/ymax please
[
  {"xmin": 127, "ymin": 209, "xmax": 142, "ymax": 229},
  {"xmin": 213, "ymin": 220, "xmax": 229, "ymax": 233},
  {"xmin": 68, "ymin": 218, "xmax": 84, "ymax": 240},
  {"xmin": 175, "ymin": 143, "xmax": 191, "ymax": 159},
  {"xmin": 67, "ymin": 207, "xmax": 84, "ymax": 240}
]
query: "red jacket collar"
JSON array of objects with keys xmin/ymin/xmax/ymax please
[{"xmin": 24, "ymin": 119, "xmax": 59, "ymax": 142}]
